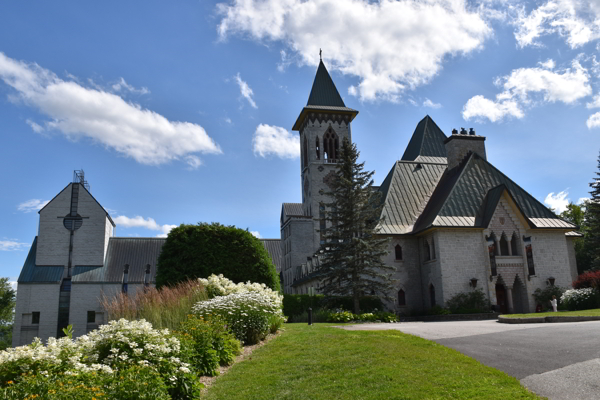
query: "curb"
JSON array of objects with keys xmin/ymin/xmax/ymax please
[{"xmin": 498, "ymin": 315, "xmax": 600, "ymax": 324}]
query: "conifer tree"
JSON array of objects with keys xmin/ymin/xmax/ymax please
[
  {"xmin": 585, "ymin": 152, "xmax": 600, "ymax": 270},
  {"xmin": 317, "ymin": 138, "xmax": 394, "ymax": 314}
]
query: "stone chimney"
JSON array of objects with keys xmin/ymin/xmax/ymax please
[{"xmin": 444, "ymin": 128, "xmax": 486, "ymax": 170}]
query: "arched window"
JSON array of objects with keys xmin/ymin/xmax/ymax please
[
  {"xmin": 395, "ymin": 244, "xmax": 402, "ymax": 261},
  {"xmin": 511, "ymin": 232, "xmax": 519, "ymax": 255},
  {"xmin": 424, "ymin": 240, "xmax": 431, "ymax": 261},
  {"xmin": 431, "ymin": 237, "xmax": 436, "ymax": 259},
  {"xmin": 316, "ymin": 136, "xmax": 320, "ymax": 160},
  {"xmin": 303, "ymin": 135, "xmax": 308, "ymax": 168},
  {"xmin": 323, "ymin": 128, "xmax": 339, "ymax": 161},
  {"xmin": 429, "ymin": 284, "xmax": 436, "ymax": 306},
  {"xmin": 500, "ymin": 233, "xmax": 509, "ymax": 256},
  {"xmin": 398, "ymin": 289, "xmax": 406, "ymax": 306}
]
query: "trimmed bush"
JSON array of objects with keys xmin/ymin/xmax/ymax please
[
  {"xmin": 561, "ymin": 288, "xmax": 600, "ymax": 311},
  {"xmin": 533, "ymin": 286, "xmax": 566, "ymax": 311},
  {"xmin": 572, "ymin": 270, "xmax": 600, "ymax": 289},
  {"xmin": 283, "ymin": 294, "xmax": 384, "ymax": 321},
  {"xmin": 156, "ymin": 223, "xmax": 280, "ymax": 292},
  {"xmin": 446, "ymin": 289, "xmax": 490, "ymax": 314}
]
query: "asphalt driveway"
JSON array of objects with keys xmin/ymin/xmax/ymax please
[{"xmin": 341, "ymin": 320, "xmax": 600, "ymax": 399}]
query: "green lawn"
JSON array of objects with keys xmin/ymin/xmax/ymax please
[
  {"xmin": 203, "ymin": 324, "xmax": 541, "ymax": 400},
  {"xmin": 502, "ymin": 308, "xmax": 600, "ymax": 318}
]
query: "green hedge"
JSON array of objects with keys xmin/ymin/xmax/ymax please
[
  {"xmin": 156, "ymin": 223, "xmax": 280, "ymax": 291},
  {"xmin": 283, "ymin": 294, "xmax": 383, "ymax": 320}
]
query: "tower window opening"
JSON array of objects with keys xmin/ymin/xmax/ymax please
[
  {"xmin": 303, "ymin": 135, "xmax": 308, "ymax": 168},
  {"xmin": 323, "ymin": 128, "xmax": 339, "ymax": 161},
  {"xmin": 511, "ymin": 232, "xmax": 519, "ymax": 255},
  {"xmin": 395, "ymin": 244, "xmax": 402, "ymax": 261},
  {"xmin": 500, "ymin": 233, "xmax": 509, "ymax": 256},
  {"xmin": 398, "ymin": 289, "xmax": 406, "ymax": 306},
  {"xmin": 316, "ymin": 136, "xmax": 320, "ymax": 160}
]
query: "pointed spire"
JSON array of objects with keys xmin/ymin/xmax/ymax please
[
  {"xmin": 401, "ymin": 115, "xmax": 448, "ymax": 161},
  {"xmin": 306, "ymin": 60, "xmax": 346, "ymax": 107}
]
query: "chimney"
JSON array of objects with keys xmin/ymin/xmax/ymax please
[{"xmin": 444, "ymin": 127, "xmax": 486, "ymax": 170}]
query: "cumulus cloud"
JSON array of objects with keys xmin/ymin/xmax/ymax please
[
  {"xmin": 113, "ymin": 215, "xmax": 177, "ymax": 238},
  {"xmin": 0, "ymin": 52, "xmax": 221, "ymax": 167},
  {"xmin": 0, "ymin": 240, "xmax": 27, "ymax": 251},
  {"xmin": 544, "ymin": 190, "xmax": 570, "ymax": 213},
  {"xmin": 217, "ymin": 0, "xmax": 492, "ymax": 102},
  {"xmin": 252, "ymin": 124, "xmax": 300, "ymax": 159},
  {"xmin": 250, "ymin": 231, "xmax": 262, "ymax": 238},
  {"xmin": 587, "ymin": 111, "xmax": 600, "ymax": 128},
  {"xmin": 423, "ymin": 98, "xmax": 442, "ymax": 109},
  {"xmin": 463, "ymin": 59, "xmax": 591, "ymax": 122},
  {"xmin": 18, "ymin": 199, "xmax": 49, "ymax": 213},
  {"xmin": 234, "ymin": 73, "xmax": 258, "ymax": 108},
  {"xmin": 515, "ymin": 0, "xmax": 600, "ymax": 49}
]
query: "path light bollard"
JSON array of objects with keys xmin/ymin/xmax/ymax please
[{"xmin": 308, "ymin": 307, "xmax": 313, "ymax": 326}]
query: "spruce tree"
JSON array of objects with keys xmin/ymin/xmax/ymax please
[
  {"xmin": 317, "ymin": 138, "xmax": 394, "ymax": 314},
  {"xmin": 585, "ymin": 152, "xmax": 600, "ymax": 270}
]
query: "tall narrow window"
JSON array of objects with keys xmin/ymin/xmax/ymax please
[
  {"xmin": 526, "ymin": 245, "xmax": 535, "ymax": 275},
  {"xmin": 303, "ymin": 135, "xmax": 308, "ymax": 168},
  {"xmin": 511, "ymin": 232, "xmax": 519, "ymax": 256},
  {"xmin": 500, "ymin": 233, "xmax": 509, "ymax": 256},
  {"xmin": 323, "ymin": 128, "xmax": 339, "ymax": 161},
  {"xmin": 395, "ymin": 244, "xmax": 402, "ymax": 261},
  {"xmin": 319, "ymin": 205, "xmax": 326, "ymax": 243},
  {"xmin": 398, "ymin": 289, "xmax": 406, "ymax": 306},
  {"xmin": 122, "ymin": 264, "xmax": 129, "ymax": 294},
  {"xmin": 429, "ymin": 284, "xmax": 436, "ymax": 307},
  {"xmin": 431, "ymin": 237, "xmax": 436, "ymax": 259},
  {"xmin": 424, "ymin": 240, "xmax": 431, "ymax": 261},
  {"xmin": 32, "ymin": 312, "xmax": 40, "ymax": 324},
  {"xmin": 144, "ymin": 264, "xmax": 151, "ymax": 288},
  {"xmin": 316, "ymin": 136, "xmax": 320, "ymax": 160}
]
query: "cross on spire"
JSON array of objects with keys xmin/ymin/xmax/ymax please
[{"xmin": 319, "ymin": 48, "xmax": 322, "ymax": 61}]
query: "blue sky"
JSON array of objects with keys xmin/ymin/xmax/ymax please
[{"xmin": 2, "ymin": 0, "xmax": 600, "ymax": 285}]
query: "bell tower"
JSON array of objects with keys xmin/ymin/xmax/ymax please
[{"xmin": 292, "ymin": 59, "xmax": 358, "ymax": 247}]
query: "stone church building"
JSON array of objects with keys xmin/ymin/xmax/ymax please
[
  {"xmin": 12, "ymin": 61, "xmax": 579, "ymax": 347},
  {"xmin": 281, "ymin": 60, "xmax": 580, "ymax": 316}
]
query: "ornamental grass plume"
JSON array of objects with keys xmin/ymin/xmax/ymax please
[{"xmin": 101, "ymin": 280, "xmax": 208, "ymax": 331}]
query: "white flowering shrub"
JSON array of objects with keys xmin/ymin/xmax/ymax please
[
  {"xmin": 560, "ymin": 288, "xmax": 600, "ymax": 311},
  {"xmin": 199, "ymin": 274, "xmax": 283, "ymax": 308},
  {"xmin": 193, "ymin": 292, "xmax": 285, "ymax": 345},
  {"xmin": 0, "ymin": 319, "xmax": 203, "ymax": 399}
]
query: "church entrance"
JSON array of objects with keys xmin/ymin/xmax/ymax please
[{"xmin": 495, "ymin": 283, "xmax": 508, "ymax": 314}]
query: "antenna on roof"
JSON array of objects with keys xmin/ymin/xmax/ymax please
[
  {"xmin": 319, "ymin": 48, "xmax": 322, "ymax": 61},
  {"xmin": 73, "ymin": 170, "xmax": 90, "ymax": 192}
]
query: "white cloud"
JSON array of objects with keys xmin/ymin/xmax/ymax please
[
  {"xmin": 26, "ymin": 119, "xmax": 44, "ymax": 133},
  {"xmin": 0, "ymin": 240, "xmax": 27, "ymax": 251},
  {"xmin": 250, "ymin": 230, "xmax": 261, "ymax": 238},
  {"xmin": 545, "ymin": 190, "xmax": 570, "ymax": 213},
  {"xmin": 539, "ymin": 59, "xmax": 556, "ymax": 69},
  {"xmin": 252, "ymin": 124, "xmax": 300, "ymax": 159},
  {"xmin": 587, "ymin": 93, "xmax": 600, "ymax": 109},
  {"xmin": 577, "ymin": 197, "xmax": 590, "ymax": 205},
  {"xmin": 515, "ymin": 0, "xmax": 600, "ymax": 49},
  {"xmin": 224, "ymin": 117, "xmax": 232, "ymax": 124},
  {"xmin": 463, "ymin": 59, "xmax": 591, "ymax": 122},
  {"xmin": 185, "ymin": 155, "xmax": 203, "ymax": 170},
  {"xmin": 111, "ymin": 77, "xmax": 150, "ymax": 95},
  {"xmin": 423, "ymin": 98, "xmax": 442, "ymax": 109},
  {"xmin": 587, "ymin": 111, "xmax": 600, "ymax": 128},
  {"xmin": 113, "ymin": 215, "xmax": 177, "ymax": 238},
  {"xmin": 217, "ymin": 0, "xmax": 492, "ymax": 102},
  {"xmin": 17, "ymin": 199, "xmax": 49, "ymax": 213},
  {"xmin": 234, "ymin": 73, "xmax": 258, "ymax": 109},
  {"xmin": 0, "ymin": 52, "xmax": 221, "ymax": 167}
]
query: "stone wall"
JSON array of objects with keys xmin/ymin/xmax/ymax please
[
  {"xmin": 444, "ymin": 134, "xmax": 486, "ymax": 170},
  {"xmin": 72, "ymin": 188, "xmax": 112, "ymax": 266},
  {"xmin": 37, "ymin": 185, "xmax": 72, "ymax": 266},
  {"xmin": 420, "ymin": 231, "xmax": 444, "ymax": 309},
  {"xmin": 12, "ymin": 283, "xmax": 61, "ymax": 347},
  {"xmin": 381, "ymin": 236, "xmax": 423, "ymax": 313}
]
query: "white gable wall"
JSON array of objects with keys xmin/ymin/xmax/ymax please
[
  {"xmin": 72, "ymin": 187, "xmax": 112, "ymax": 266},
  {"xmin": 36, "ymin": 185, "xmax": 72, "ymax": 266}
]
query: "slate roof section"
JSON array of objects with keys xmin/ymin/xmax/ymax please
[
  {"xmin": 412, "ymin": 153, "xmax": 577, "ymax": 232},
  {"xmin": 283, "ymin": 203, "xmax": 304, "ymax": 217},
  {"xmin": 376, "ymin": 160, "xmax": 447, "ymax": 234},
  {"xmin": 260, "ymin": 239, "xmax": 282, "ymax": 273},
  {"xmin": 401, "ymin": 116, "xmax": 448, "ymax": 161},
  {"xmin": 72, "ymin": 237, "xmax": 166, "ymax": 283},
  {"xmin": 17, "ymin": 237, "xmax": 64, "ymax": 283}
]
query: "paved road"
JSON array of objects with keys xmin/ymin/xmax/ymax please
[{"xmin": 341, "ymin": 320, "xmax": 600, "ymax": 399}]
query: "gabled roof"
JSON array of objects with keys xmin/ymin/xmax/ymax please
[
  {"xmin": 376, "ymin": 159, "xmax": 447, "ymax": 234},
  {"xmin": 412, "ymin": 153, "xmax": 577, "ymax": 232},
  {"xmin": 292, "ymin": 61, "xmax": 358, "ymax": 130},
  {"xmin": 401, "ymin": 115, "xmax": 448, "ymax": 161},
  {"xmin": 260, "ymin": 239, "xmax": 282, "ymax": 273},
  {"xmin": 38, "ymin": 182, "xmax": 115, "ymax": 227},
  {"xmin": 72, "ymin": 237, "xmax": 166, "ymax": 283},
  {"xmin": 307, "ymin": 60, "xmax": 346, "ymax": 107},
  {"xmin": 17, "ymin": 237, "xmax": 64, "ymax": 283}
]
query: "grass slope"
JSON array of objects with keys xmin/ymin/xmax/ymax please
[
  {"xmin": 502, "ymin": 308, "xmax": 600, "ymax": 318},
  {"xmin": 203, "ymin": 324, "xmax": 540, "ymax": 400}
]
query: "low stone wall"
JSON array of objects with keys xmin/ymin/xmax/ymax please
[{"xmin": 498, "ymin": 315, "xmax": 600, "ymax": 324}]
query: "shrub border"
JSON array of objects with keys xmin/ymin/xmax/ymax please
[{"xmin": 498, "ymin": 315, "xmax": 600, "ymax": 324}]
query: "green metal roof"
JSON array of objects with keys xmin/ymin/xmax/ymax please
[
  {"xmin": 307, "ymin": 61, "xmax": 346, "ymax": 107},
  {"xmin": 17, "ymin": 237, "xmax": 64, "ymax": 283},
  {"xmin": 377, "ymin": 159, "xmax": 447, "ymax": 234},
  {"xmin": 401, "ymin": 115, "xmax": 448, "ymax": 161},
  {"xmin": 412, "ymin": 153, "xmax": 577, "ymax": 232}
]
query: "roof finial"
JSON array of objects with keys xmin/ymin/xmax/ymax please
[{"xmin": 319, "ymin": 48, "xmax": 322, "ymax": 61}]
